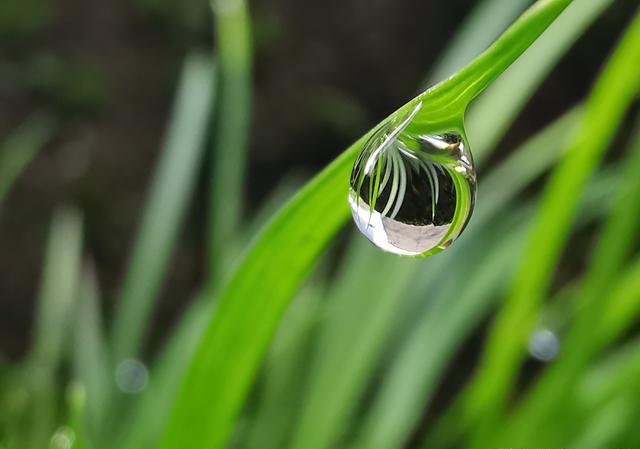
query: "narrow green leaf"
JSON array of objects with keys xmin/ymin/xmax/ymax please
[
  {"xmin": 499, "ymin": 111, "xmax": 640, "ymax": 446},
  {"xmin": 114, "ymin": 296, "xmax": 212, "ymax": 449},
  {"xmin": 26, "ymin": 207, "xmax": 83, "ymax": 449},
  {"xmin": 461, "ymin": 10, "xmax": 640, "ymax": 447},
  {"xmin": 73, "ymin": 264, "xmax": 111, "ymax": 443},
  {"xmin": 426, "ymin": 0, "xmax": 530, "ymax": 84},
  {"xmin": 244, "ymin": 284, "xmax": 322, "ymax": 449},
  {"xmin": 267, "ymin": 4, "xmax": 584, "ymax": 449},
  {"xmin": 467, "ymin": 0, "xmax": 614, "ymax": 159},
  {"xmin": 207, "ymin": 0, "xmax": 253, "ymax": 283},
  {"xmin": 110, "ymin": 53, "xmax": 215, "ymax": 362},
  {"xmin": 159, "ymin": 3, "xmax": 573, "ymax": 448}
]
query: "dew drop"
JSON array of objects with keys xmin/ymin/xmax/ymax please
[
  {"xmin": 115, "ymin": 358, "xmax": 149, "ymax": 394},
  {"xmin": 50, "ymin": 426, "xmax": 75, "ymax": 449},
  {"xmin": 349, "ymin": 102, "xmax": 476, "ymax": 256},
  {"xmin": 528, "ymin": 329, "xmax": 560, "ymax": 362}
]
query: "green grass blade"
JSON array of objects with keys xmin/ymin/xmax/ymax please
[
  {"xmin": 73, "ymin": 264, "xmax": 111, "ymax": 443},
  {"xmin": 158, "ymin": 3, "xmax": 572, "ymax": 447},
  {"xmin": 207, "ymin": 0, "xmax": 253, "ymax": 283},
  {"xmin": 244, "ymin": 284, "xmax": 322, "ymax": 449},
  {"xmin": 244, "ymin": 174, "xmax": 305, "ymax": 243},
  {"xmin": 461, "ymin": 10, "xmax": 640, "ymax": 447},
  {"xmin": 110, "ymin": 53, "xmax": 215, "ymax": 362},
  {"xmin": 289, "ymin": 239, "xmax": 416, "ymax": 449},
  {"xmin": 25, "ymin": 207, "xmax": 83, "ymax": 449},
  {"xmin": 467, "ymin": 0, "xmax": 614, "ymax": 159},
  {"xmin": 0, "ymin": 113, "xmax": 55, "ymax": 203},
  {"xmin": 499, "ymin": 111, "xmax": 640, "ymax": 446},
  {"xmin": 284, "ymin": 3, "xmax": 580, "ymax": 447},
  {"xmin": 348, "ymin": 107, "xmax": 580, "ymax": 449},
  {"xmin": 427, "ymin": 0, "xmax": 530, "ymax": 84},
  {"xmin": 114, "ymin": 295, "xmax": 212, "ymax": 449},
  {"xmin": 66, "ymin": 382, "xmax": 90, "ymax": 449}
]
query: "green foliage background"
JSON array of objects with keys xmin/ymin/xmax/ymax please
[{"xmin": 1, "ymin": 0, "xmax": 640, "ymax": 448}]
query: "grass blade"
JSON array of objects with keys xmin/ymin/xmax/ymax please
[
  {"xmin": 110, "ymin": 53, "xmax": 215, "ymax": 362},
  {"xmin": 25, "ymin": 207, "xmax": 83, "ymax": 449},
  {"xmin": 244, "ymin": 284, "xmax": 322, "ymax": 449},
  {"xmin": 113, "ymin": 295, "xmax": 212, "ymax": 449},
  {"xmin": 498, "ymin": 110, "xmax": 640, "ymax": 446},
  {"xmin": 426, "ymin": 0, "xmax": 530, "ymax": 84},
  {"xmin": 207, "ymin": 0, "xmax": 253, "ymax": 283},
  {"xmin": 461, "ymin": 10, "xmax": 640, "ymax": 447},
  {"xmin": 73, "ymin": 264, "xmax": 111, "ymax": 443},
  {"xmin": 159, "ymin": 3, "xmax": 573, "ymax": 448},
  {"xmin": 467, "ymin": 0, "xmax": 614, "ymax": 159}
]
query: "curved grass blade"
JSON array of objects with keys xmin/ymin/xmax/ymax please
[
  {"xmin": 426, "ymin": 0, "xmax": 530, "ymax": 84},
  {"xmin": 288, "ymin": 0, "xmax": 606, "ymax": 442},
  {"xmin": 110, "ymin": 53, "xmax": 215, "ymax": 362},
  {"xmin": 460, "ymin": 10, "xmax": 640, "ymax": 448},
  {"xmin": 158, "ymin": 3, "xmax": 573, "ymax": 448},
  {"xmin": 467, "ymin": 0, "xmax": 614, "ymax": 160}
]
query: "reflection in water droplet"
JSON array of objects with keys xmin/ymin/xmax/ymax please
[
  {"xmin": 349, "ymin": 102, "xmax": 476, "ymax": 256},
  {"xmin": 50, "ymin": 426, "xmax": 75, "ymax": 449},
  {"xmin": 528, "ymin": 329, "xmax": 560, "ymax": 362},
  {"xmin": 115, "ymin": 358, "xmax": 149, "ymax": 394}
]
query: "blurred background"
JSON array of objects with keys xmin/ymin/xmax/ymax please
[
  {"xmin": 1, "ymin": 0, "xmax": 634, "ymax": 359},
  {"xmin": 2, "ymin": 0, "xmax": 640, "ymax": 448}
]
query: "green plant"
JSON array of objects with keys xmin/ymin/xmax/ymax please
[{"xmin": 2, "ymin": 1, "xmax": 640, "ymax": 449}]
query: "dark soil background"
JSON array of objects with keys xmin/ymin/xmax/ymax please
[{"xmin": 0, "ymin": 0, "xmax": 637, "ymax": 360}]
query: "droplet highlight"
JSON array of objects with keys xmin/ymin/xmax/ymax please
[
  {"xmin": 528, "ymin": 328, "xmax": 560, "ymax": 362},
  {"xmin": 349, "ymin": 102, "xmax": 476, "ymax": 256},
  {"xmin": 115, "ymin": 358, "xmax": 149, "ymax": 394}
]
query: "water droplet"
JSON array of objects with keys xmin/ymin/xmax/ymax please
[
  {"xmin": 115, "ymin": 358, "xmax": 149, "ymax": 394},
  {"xmin": 528, "ymin": 329, "xmax": 560, "ymax": 362},
  {"xmin": 349, "ymin": 102, "xmax": 476, "ymax": 256},
  {"xmin": 50, "ymin": 427, "xmax": 75, "ymax": 449}
]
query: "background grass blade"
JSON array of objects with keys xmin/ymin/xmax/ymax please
[
  {"xmin": 466, "ymin": 0, "xmax": 613, "ymax": 159},
  {"xmin": 114, "ymin": 295, "xmax": 212, "ymax": 449},
  {"xmin": 158, "ymin": 2, "xmax": 574, "ymax": 448},
  {"xmin": 426, "ymin": 0, "xmax": 530, "ymax": 84},
  {"xmin": 73, "ymin": 263, "xmax": 111, "ymax": 444},
  {"xmin": 0, "ymin": 113, "xmax": 56, "ymax": 204},
  {"xmin": 461, "ymin": 11, "xmax": 640, "ymax": 447},
  {"xmin": 243, "ymin": 283, "xmax": 322, "ymax": 449},
  {"xmin": 25, "ymin": 207, "xmax": 83, "ymax": 449},
  {"xmin": 207, "ymin": 0, "xmax": 253, "ymax": 283},
  {"xmin": 110, "ymin": 53, "xmax": 215, "ymax": 362},
  {"xmin": 498, "ymin": 111, "xmax": 640, "ymax": 447}
]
